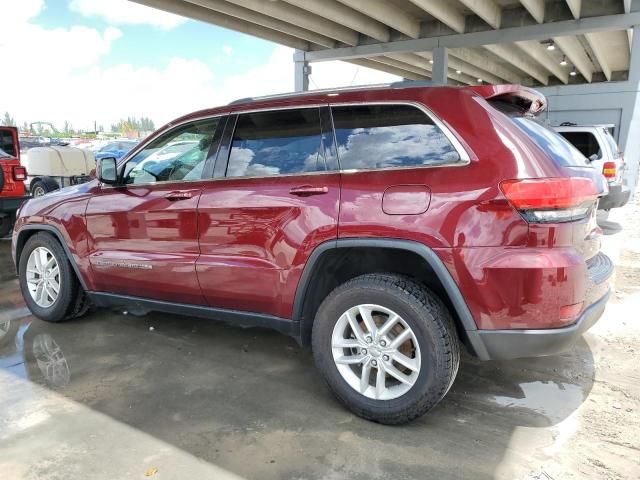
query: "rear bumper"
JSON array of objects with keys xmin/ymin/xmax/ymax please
[
  {"xmin": 467, "ymin": 288, "xmax": 610, "ymax": 360},
  {"xmin": 0, "ymin": 196, "xmax": 30, "ymax": 214},
  {"xmin": 598, "ymin": 183, "xmax": 630, "ymax": 210}
]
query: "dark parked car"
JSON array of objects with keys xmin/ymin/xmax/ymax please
[{"xmin": 11, "ymin": 84, "xmax": 613, "ymax": 424}]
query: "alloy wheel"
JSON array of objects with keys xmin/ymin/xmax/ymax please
[
  {"xmin": 331, "ymin": 304, "xmax": 421, "ymax": 400},
  {"xmin": 26, "ymin": 247, "xmax": 60, "ymax": 308}
]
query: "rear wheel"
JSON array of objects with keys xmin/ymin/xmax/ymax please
[
  {"xmin": 312, "ymin": 274, "xmax": 460, "ymax": 424},
  {"xmin": 18, "ymin": 233, "xmax": 89, "ymax": 322},
  {"xmin": 31, "ymin": 178, "xmax": 59, "ymax": 197}
]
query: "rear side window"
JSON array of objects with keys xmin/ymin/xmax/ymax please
[
  {"xmin": 331, "ymin": 104, "xmax": 461, "ymax": 170},
  {"xmin": 226, "ymin": 108, "xmax": 326, "ymax": 178},
  {"xmin": 558, "ymin": 131, "xmax": 602, "ymax": 160}
]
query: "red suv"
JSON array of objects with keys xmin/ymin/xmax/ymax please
[
  {"xmin": 1, "ymin": 127, "xmax": 28, "ymax": 237},
  {"xmin": 11, "ymin": 84, "xmax": 613, "ymax": 424}
]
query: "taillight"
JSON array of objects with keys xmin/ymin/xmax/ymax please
[
  {"xmin": 500, "ymin": 177, "xmax": 598, "ymax": 223},
  {"xmin": 12, "ymin": 166, "xmax": 27, "ymax": 181},
  {"xmin": 602, "ymin": 161, "xmax": 616, "ymax": 179}
]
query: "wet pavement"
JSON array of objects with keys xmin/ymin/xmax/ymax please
[{"xmin": 1, "ymin": 204, "xmax": 639, "ymax": 480}]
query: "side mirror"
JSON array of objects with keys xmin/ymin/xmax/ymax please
[
  {"xmin": 96, "ymin": 157, "xmax": 118, "ymax": 184},
  {"xmin": 588, "ymin": 153, "xmax": 599, "ymax": 162}
]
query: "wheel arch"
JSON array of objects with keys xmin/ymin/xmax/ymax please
[
  {"xmin": 14, "ymin": 225, "xmax": 88, "ymax": 291},
  {"xmin": 292, "ymin": 238, "xmax": 488, "ymax": 358}
]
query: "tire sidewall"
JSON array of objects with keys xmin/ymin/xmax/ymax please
[
  {"xmin": 313, "ymin": 280, "xmax": 450, "ymax": 416},
  {"xmin": 19, "ymin": 233, "xmax": 75, "ymax": 322}
]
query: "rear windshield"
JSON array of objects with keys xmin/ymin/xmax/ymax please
[{"xmin": 490, "ymin": 100, "xmax": 590, "ymax": 168}]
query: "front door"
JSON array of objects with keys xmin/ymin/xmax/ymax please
[
  {"xmin": 196, "ymin": 106, "xmax": 340, "ymax": 318},
  {"xmin": 85, "ymin": 117, "xmax": 224, "ymax": 305}
]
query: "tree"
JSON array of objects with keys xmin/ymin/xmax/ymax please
[
  {"xmin": 63, "ymin": 120, "xmax": 72, "ymax": 134},
  {"xmin": 1, "ymin": 112, "xmax": 16, "ymax": 126},
  {"xmin": 111, "ymin": 116, "xmax": 155, "ymax": 135},
  {"xmin": 21, "ymin": 121, "xmax": 29, "ymax": 135}
]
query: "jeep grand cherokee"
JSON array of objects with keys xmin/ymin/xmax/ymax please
[{"xmin": 12, "ymin": 84, "xmax": 613, "ymax": 424}]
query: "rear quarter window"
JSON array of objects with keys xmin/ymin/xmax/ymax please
[
  {"xmin": 489, "ymin": 100, "xmax": 590, "ymax": 168},
  {"xmin": 330, "ymin": 104, "xmax": 462, "ymax": 170},
  {"xmin": 514, "ymin": 119, "xmax": 590, "ymax": 167}
]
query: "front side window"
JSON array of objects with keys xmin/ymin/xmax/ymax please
[
  {"xmin": 226, "ymin": 108, "xmax": 326, "ymax": 178},
  {"xmin": 123, "ymin": 118, "xmax": 219, "ymax": 185},
  {"xmin": 331, "ymin": 104, "xmax": 461, "ymax": 170}
]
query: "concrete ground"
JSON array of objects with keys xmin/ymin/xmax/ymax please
[{"xmin": 1, "ymin": 203, "xmax": 639, "ymax": 480}]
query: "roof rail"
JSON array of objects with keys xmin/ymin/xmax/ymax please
[{"xmin": 227, "ymin": 80, "xmax": 437, "ymax": 106}]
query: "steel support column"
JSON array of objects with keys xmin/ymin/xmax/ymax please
[
  {"xmin": 294, "ymin": 49, "xmax": 310, "ymax": 92},
  {"xmin": 432, "ymin": 47, "xmax": 448, "ymax": 85}
]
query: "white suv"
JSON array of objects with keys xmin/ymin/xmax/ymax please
[{"xmin": 555, "ymin": 123, "xmax": 630, "ymax": 211}]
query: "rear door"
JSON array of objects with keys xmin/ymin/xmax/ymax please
[
  {"xmin": 196, "ymin": 106, "xmax": 339, "ymax": 318},
  {"xmin": 85, "ymin": 117, "xmax": 224, "ymax": 305}
]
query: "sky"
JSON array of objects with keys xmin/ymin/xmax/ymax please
[{"xmin": 1, "ymin": 0, "xmax": 399, "ymax": 132}]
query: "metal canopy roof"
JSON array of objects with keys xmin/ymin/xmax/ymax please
[{"xmin": 133, "ymin": 0, "xmax": 639, "ymax": 87}]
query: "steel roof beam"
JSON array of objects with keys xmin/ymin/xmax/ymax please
[
  {"xmin": 515, "ymin": 40, "xmax": 569, "ymax": 83},
  {"xmin": 131, "ymin": 0, "xmax": 309, "ymax": 50},
  {"xmin": 520, "ymin": 0, "xmax": 545, "ymax": 23},
  {"xmin": 407, "ymin": 0, "xmax": 466, "ymax": 33},
  {"xmin": 336, "ymin": 0, "xmax": 422, "ymax": 39},
  {"xmin": 554, "ymin": 35, "xmax": 593, "ymax": 82},
  {"xmin": 283, "ymin": 0, "xmax": 390, "ymax": 42},
  {"xmin": 229, "ymin": 0, "xmax": 359, "ymax": 46},
  {"xmin": 458, "ymin": 0, "xmax": 502, "ymax": 30},
  {"xmin": 183, "ymin": 0, "xmax": 337, "ymax": 48},
  {"xmin": 304, "ymin": 12, "xmax": 640, "ymax": 62}
]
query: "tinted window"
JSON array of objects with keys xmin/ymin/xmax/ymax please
[
  {"xmin": 558, "ymin": 131, "xmax": 601, "ymax": 160},
  {"xmin": 0, "ymin": 130, "xmax": 17, "ymax": 157},
  {"xmin": 226, "ymin": 108, "xmax": 325, "ymax": 178},
  {"xmin": 331, "ymin": 104, "xmax": 461, "ymax": 170},
  {"xmin": 123, "ymin": 118, "xmax": 219, "ymax": 184},
  {"xmin": 513, "ymin": 118, "xmax": 590, "ymax": 167}
]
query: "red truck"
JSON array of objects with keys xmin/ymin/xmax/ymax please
[
  {"xmin": 0, "ymin": 127, "xmax": 28, "ymax": 237},
  {"xmin": 11, "ymin": 84, "xmax": 613, "ymax": 424}
]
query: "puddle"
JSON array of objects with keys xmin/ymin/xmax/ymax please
[{"xmin": 491, "ymin": 380, "xmax": 585, "ymax": 422}]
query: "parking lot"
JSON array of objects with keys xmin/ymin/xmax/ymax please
[{"xmin": 0, "ymin": 199, "xmax": 637, "ymax": 480}]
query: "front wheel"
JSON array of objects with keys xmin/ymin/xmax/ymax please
[
  {"xmin": 18, "ymin": 232, "xmax": 89, "ymax": 322},
  {"xmin": 312, "ymin": 274, "xmax": 460, "ymax": 424}
]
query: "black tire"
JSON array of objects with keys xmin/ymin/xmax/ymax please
[
  {"xmin": 0, "ymin": 213, "xmax": 15, "ymax": 238},
  {"xmin": 312, "ymin": 273, "xmax": 460, "ymax": 424},
  {"xmin": 18, "ymin": 232, "xmax": 89, "ymax": 322},
  {"xmin": 31, "ymin": 177, "xmax": 59, "ymax": 197}
]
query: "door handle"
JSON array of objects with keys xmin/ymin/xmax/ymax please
[
  {"xmin": 289, "ymin": 185, "xmax": 329, "ymax": 196},
  {"xmin": 164, "ymin": 191, "xmax": 193, "ymax": 201}
]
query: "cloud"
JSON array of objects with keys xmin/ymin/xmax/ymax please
[
  {"xmin": 69, "ymin": 0, "xmax": 186, "ymax": 29},
  {"xmin": 222, "ymin": 45, "xmax": 233, "ymax": 57},
  {"xmin": 2, "ymin": 4, "xmax": 400, "ymax": 132},
  {"xmin": 3, "ymin": 0, "xmax": 44, "ymax": 25}
]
